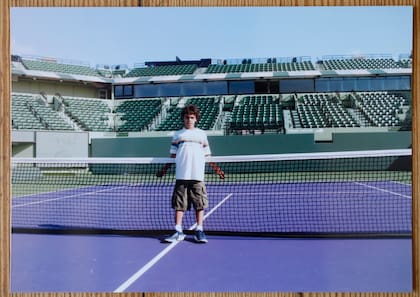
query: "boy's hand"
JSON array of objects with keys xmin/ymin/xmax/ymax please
[
  {"xmin": 216, "ymin": 169, "xmax": 225, "ymax": 180},
  {"xmin": 157, "ymin": 156, "xmax": 175, "ymax": 177},
  {"xmin": 156, "ymin": 168, "xmax": 167, "ymax": 177},
  {"xmin": 209, "ymin": 162, "xmax": 225, "ymax": 180}
]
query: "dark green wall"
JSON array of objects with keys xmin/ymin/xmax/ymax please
[{"xmin": 91, "ymin": 131, "xmax": 412, "ymax": 157}]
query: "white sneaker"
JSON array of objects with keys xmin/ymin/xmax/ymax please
[{"xmin": 164, "ymin": 231, "xmax": 186, "ymax": 243}]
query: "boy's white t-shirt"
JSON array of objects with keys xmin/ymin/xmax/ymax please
[{"xmin": 170, "ymin": 128, "xmax": 211, "ymax": 181}]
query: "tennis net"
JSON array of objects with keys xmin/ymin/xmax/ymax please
[{"xmin": 11, "ymin": 149, "xmax": 412, "ymax": 238}]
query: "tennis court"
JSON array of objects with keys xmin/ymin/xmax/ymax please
[
  {"xmin": 11, "ymin": 233, "xmax": 412, "ymax": 292},
  {"xmin": 12, "ymin": 179, "xmax": 411, "ymax": 235},
  {"xmin": 10, "ymin": 149, "xmax": 413, "ymax": 292}
]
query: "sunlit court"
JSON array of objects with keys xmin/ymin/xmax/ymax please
[{"xmin": 9, "ymin": 6, "xmax": 413, "ymax": 293}]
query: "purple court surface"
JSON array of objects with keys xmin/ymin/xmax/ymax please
[
  {"xmin": 11, "ymin": 233, "xmax": 412, "ymax": 292},
  {"xmin": 11, "ymin": 169, "xmax": 412, "ymax": 292},
  {"xmin": 12, "ymin": 181, "xmax": 412, "ymax": 234}
]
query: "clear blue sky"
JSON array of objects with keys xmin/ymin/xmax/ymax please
[{"xmin": 11, "ymin": 6, "xmax": 413, "ymax": 68}]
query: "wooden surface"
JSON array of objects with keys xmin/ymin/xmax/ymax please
[{"xmin": 1, "ymin": 1, "xmax": 418, "ymax": 297}]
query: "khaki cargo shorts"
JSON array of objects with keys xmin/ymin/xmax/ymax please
[{"xmin": 172, "ymin": 180, "xmax": 208, "ymax": 211}]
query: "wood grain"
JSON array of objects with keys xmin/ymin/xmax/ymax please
[
  {"xmin": 2, "ymin": 1, "xmax": 418, "ymax": 297},
  {"xmin": 1, "ymin": 1, "xmax": 11, "ymax": 297},
  {"xmin": 8, "ymin": 0, "xmax": 416, "ymax": 6}
]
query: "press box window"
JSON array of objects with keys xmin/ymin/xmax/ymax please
[
  {"xmin": 115, "ymin": 86, "xmax": 123, "ymax": 97},
  {"xmin": 123, "ymin": 85, "xmax": 133, "ymax": 97},
  {"xmin": 115, "ymin": 85, "xmax": 133, "ymax": 98}
]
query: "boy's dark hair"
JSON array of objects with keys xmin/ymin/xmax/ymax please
[{"xmin": 181, "ymin": 104, "xmax": 200, "ymax": 122}]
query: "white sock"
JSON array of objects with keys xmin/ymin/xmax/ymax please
[
  {"xmin": 196, "ymin": 225, "xmax": 203, "ymax": 231},
  {"xmin": 175, "ymin": 225, "xmax": 183, "ymax": 233}
]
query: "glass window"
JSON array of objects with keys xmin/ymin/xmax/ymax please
[
  {"xmin": 123, "ymin": 85, "xmax": 133, "ymax": 96},
  {"xmin": 134, "ymin": 84, "xmax": 159, "ymax": 98},
  {"xmin": 384, "ymin": 76, "xmax": 411, "ymax": 91},
  {"xmin": 342, "ymin": 78, "xmax": 356, "ymax": 91},
  {"xmin": 269, "ymin": 80, "xmax": 280, "ymax": 93},
  {"xmin": 370, "ymin": 77, "xmax": 385, "ymax": 91},
  {"xmin": 229, "ymin": 80, "xmax": 254, "ymax": 94},
  {"xmin": 355, "ymin": 77, "xmax": 370, "ymax": 91},
  {"xmin": 328, "ymin": 78, "xmax": 343, "ymax": 92},
  {"xmin": 160, "ymin": 83, "xmax": 182, "ymax": 97},
  {"xmin": 255, "ymin": 80, "xmax": 269, "ymax": 93},
  {"xmin": 181, "ymin": 82, "xmax": 206, "ymax": 96},
  {"xmin": 114, "ymin": 85, "xmax": 123, "ymax": 97},
  {"xmin": 280, "ymin": 79, "xmax": 314, "ymax": 93},
  {"xmin": 315, "ymin": 78, "xmax": 330, "ymax": 92},
  {"xmin": 399, "ymin": 76, "xmax": 411, "ymax": 90},
  {"xmin": 204, "ymin": 81, "xmax": 228, "ymax": 95},
  {"xmin": 118, "ymin": 75, "xmax": 411, "ymax": 99},
  {"xmin": 383, "ymin": 77, "xmax": 399, "ymax": 91}
]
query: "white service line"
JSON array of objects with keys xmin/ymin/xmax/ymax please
[
  {"xmin": 113, "ymin": 240, "xmax": 180, "ymax": 293},
  {"xmin": 353, "ymin": 182, "xmax": 411, "ymax": 199},
  {"xmin": 12, "ymin": 185, "xmax": 128, "ymax": 208},
  {"xmin": 114, "ymin": 193, "xmax": 234, "ymax": 293}
]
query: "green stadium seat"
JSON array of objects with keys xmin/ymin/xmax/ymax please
[
  {"xmin": 116, "ymin": 99, "xmax": 162, "ymax": 132},
  {"xmin": 12, "ymin": 93, "xmax": 74, "ymax": 131},
  {"xmin": 125, "ymin": 64, "xmax": 197, "ymax": 77},
  {"xmin": 22, "ymin": 59, "xmax": 102, "ymax": 77},
  {"xmin": 62, "ymin": 97, "xmax": 111, "ymax": 132}
]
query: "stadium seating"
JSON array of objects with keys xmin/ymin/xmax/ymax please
[
  {"xmin": 294, "ymin": 93, "xmax": 359, "ymax": 128},
  {"xmin": 321, "ymin": 58, "xmax": 400, "ymax": 70},
  {"xmin": 228, "ymin": 95, "xmax": 283, "ymax": 133},
  {"xmin": 125, "ymin": 64, "xmax": 197, "ymax": 77},
  {"xmin": 116, "ymin": 99, "xmax": 162, "ymax": 132},
  {"xmin": 12, "ymin": 93, "xmax": 73, "ymax": 131},
  {"xmin": 155, "ymin": 107, "xmax": 184, "ymax": 131},
  {"xmin": 156, "ymin": 97, "xmax": 221, "ymax": 131},
  {"xmin": 12, "ymin": 94, "xmax": 46, "ymax": 130},
  {"xmin": 292, "ymin": 92, "xmax": 408, "ymax": 129},
  {"xmin": 62, "ymin": 97, "xmax": 112, "ymax": 131},
  {"xmin": 354, "ymin": 92, "xmax": 406, "ymax": 127},
  {"xmin": 398, "ymin": 58, "xmax": 412, "ymax": 68},
  {"xmin": 186, "ymin": 97, "xmax": 220, "ymax": 130},
  {"xmin": 22, "ymin": 59, "xmax": 101, "ymax": 77},
  {"xmin": 12, "ymin": 52, "xmax": 412, "ymax": 135},
  {"xmin": 206, "ymin": 61, "xmax": 315, "ymax": 74}
]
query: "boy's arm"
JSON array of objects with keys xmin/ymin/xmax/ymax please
[
  {"xmin": 156, "ymin": 154, "xmax": 176, "ymax": 177},
  {"xmin": 209, "ymin": 162, "xmax": 225, "ymax": 179},
  {"xmin": 206, "ymin": 154, "xmax": 225, "ymax": 180}
]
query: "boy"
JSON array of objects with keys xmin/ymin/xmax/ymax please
[{"xmin": 157, "ymin": 104, "xmax": 224, "ymax": 243}]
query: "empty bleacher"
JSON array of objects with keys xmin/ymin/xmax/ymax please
[
  {"xmin": 22, "ymin": 59, "xmax": 102, "ymax": 77},
  {"xmin": 155, "ymin": 107, "xmax": 183, "ymax": 131},
  {"xmin": 125, "ymin": 64, "xmax": 197, "ymax": 77},
  {"xmin": 290, "ymin": 92, "xmax": 410, "ymax": 129},
  {"xmin": 62, "ymin": 97, "xmax": 112, "ymax": 131},
  {"xmin": 398, "ymin": 58, "xmax": 412, "ymax": 68},
  {"xmin": 12, "ymin": 94, "xmax": 47, "ymax": 130},
  {"xmin": 321, "ymin": 58, "xmax": 400, "ymax": 70},
  {"xmin": 293, "ymin": 93, "xmax": 359, "ymax": 129},
  {"xmin": 206, "ymin": 61, "xmax": 315, "ymax": 74},
  {"xmin": 156, "ymin": 97, "xmax": 221, "ymax": 131},
  {"xmin": 12, "ymin": 93, "xmax": 73, "ymax": 131},
  {"xmin": 11, "ymin": 88, "xmax": 411, "ymax": 134},
  {"xmin": 228, "ymin": 95, "xmax": 283, "ymax": 133},
  {"xmin": 187, "ymin": 97, "xmax": 221, "ymax": 130},
  {"xmin": 354, "ymin": 92, "xmax": 407, "ymax": 127},
  {"xmin": 116, "ymin": 99, "xmax": 162, "ymax": 132}
]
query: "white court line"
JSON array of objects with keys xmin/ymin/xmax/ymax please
[
  {"xmin": 13, "ymin": 183, "xmax": 173, "ymax": 200},
  {"xmin": 228, "ymin": 191, "xmax": 379, "ymax": 196},
  {"xmin": 13, "ymin": 184, "xmax": 105, "ymax": 200},
  {"xmin": 12, "ymin": 185, "xmax": 129, "ymax": 208},
  {"xmin": 353, "ymin": 182, "xmax": 411, "ymax": 199},
  {"xmin": 113, "ymin": 193, "xmax": 234, "ymax": 293}
]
